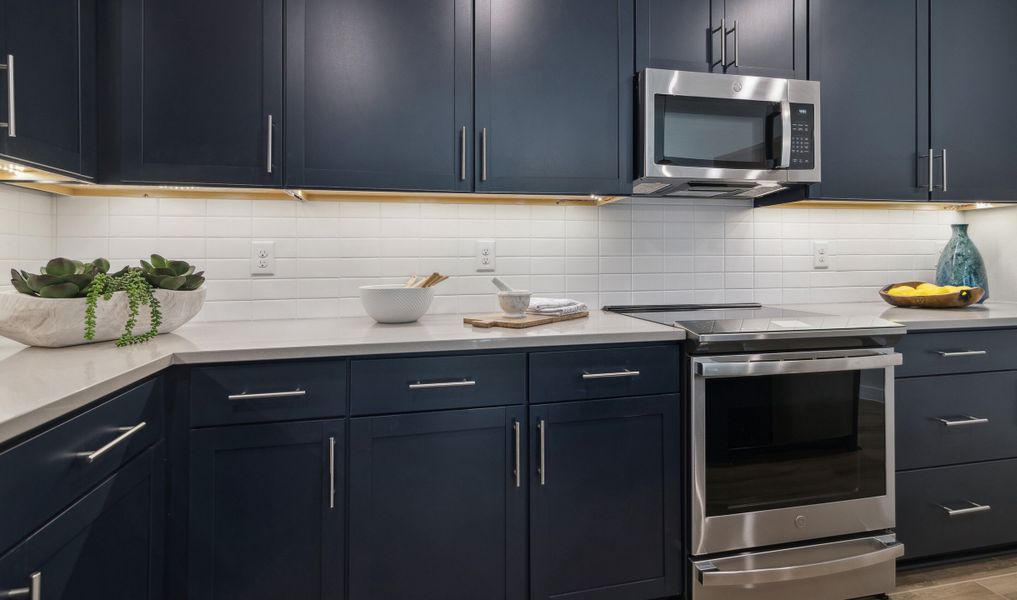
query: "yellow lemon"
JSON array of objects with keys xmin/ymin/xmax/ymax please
[
  {"xmin": 916, "ymin": 283, "xmax": 940, "ymax": 292},
  {"xmin": 888, "ymin": 286, "xmax": 916, "ymax": 297}
]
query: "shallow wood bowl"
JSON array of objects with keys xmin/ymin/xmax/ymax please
[{"xmin": 879, "ymin": 281, "xmax": 985, "ymax": 308}]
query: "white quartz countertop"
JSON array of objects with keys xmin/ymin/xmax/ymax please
[
  {"xmin": 783, "ymin": 301, "xmax": 1017, "ymax": 331},
  {"xmin": 0, "ymin": 311, "xmax": 682, "ymax": 445}
]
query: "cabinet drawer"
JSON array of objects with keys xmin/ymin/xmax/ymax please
[
  {"xmin": 529, "ymin": 345, "xmax": 679, "ymax": 403},
  {"xmin": 897, "ymin": 460, "xmax": 1017, "ymax": 560},
  {"xmin": 0, "ymin": 377, "xmax": 163, "ymax": 554},
  {"xmin": 350, "ymin": 354, "xmax": 525, "ymax": 415},
  {"xmin": 189, "ymin": 360, "xmax": 346, "ymax": 427},
  {"xmin": 897, "ymin": 372, "xmax": 1017, "ymax": 470},
  {"xmin": 896, "ymin": 329, "xmax": 1017, "ymax": 377}
]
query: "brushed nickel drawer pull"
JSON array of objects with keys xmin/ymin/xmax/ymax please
[
  {"xmin": 537, "ymin": 419, "xmax": 546, "ymax": 486},
  {"xmin": 227, "ymin": 390, "xmax": 306, "ymax": 401},
  {"xmin": 0, "ymin": 54, "xmax": 15, "ymax": 137},
  {"xmin": 936, "ymin": 416, "xmax": 990, "ymax": 427},
  {"xmin": 328, "ymin": 436, "xmax": 336, "ymax": 510},
  {"xmin": 582, "ymin": 370, "xmax": 640, "ymax": 380},
  {"xmin": 940, "ymin": 501, "xmax": 991, "ymax": 517},
  {"xmin": 83, "ymin": 422, "xmax": 146, "ymax": 463},
  {"xmin": 0, "ymin": 571, "xmax": 40, "ymax": 599},
  {"xmin": 408, "ymin": 379, "xmax": 476, "ymax": 390},
  {"xmin": 936, "ymin": 350, "xmax": 987, "ymax": 358},
  {"xmin": 512, "ymin": 420, "xmax": 521, "ymax": 488}
]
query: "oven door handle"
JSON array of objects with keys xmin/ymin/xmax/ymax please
[
  {"xmin": 696, "ymin": 540, "xmax": 904, "ymax": 587},
  {"xmin": 696, "ymin": 352, "xmax": 902, "ymax": 378}
]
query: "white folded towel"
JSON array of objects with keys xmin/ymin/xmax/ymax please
[{"xmin": 528, "ymin": 297, "xmax": 588, "ymax": 316}]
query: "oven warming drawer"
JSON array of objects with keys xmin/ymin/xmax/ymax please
[{"xmin": 691, "ymin": 535, "xmax": 903, "ymax": 600}]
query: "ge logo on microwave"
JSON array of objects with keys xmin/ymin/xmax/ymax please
[{"xmin": 733, "ymin": 81, "xmax": 743, "ymax": 92}]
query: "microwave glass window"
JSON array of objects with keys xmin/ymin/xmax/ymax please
[
  {"xmin": 703, "ymin": 369, "xmax": 887, "ymax": 517},
  {"xmin": 654, "ymin": 95, "xmax": 780, "ymax": 169}
]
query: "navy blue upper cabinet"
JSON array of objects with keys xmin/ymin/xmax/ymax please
[
  {"xmin": 929, "ymin": 0, "xmax": 1017, "ymax": 202},
  {"xmin": 474, "ymin": 0, "xmax": 633, "ymax": 195},
  {"xmin": 0, "ymin": 0, "xmax": 96, "ymax": 179},
  {"xmin": 349, "ymin": 407, "xmax": 526, "ymax": 599},
  {"xmin": 188, "ymin": 420, "xmax": 344, "ymax": 600},
  {"xmin": 100, "ymin": 0, "xmax": 283, "ymax": 186},
  {"xmin": 808, "ymin": 0, "xmax": 929, "ymax": 201},
  {"xmin": 636, "ymin": 0, "xmax": 804, "ymax": 79},
  {"xmin": 529, "ymin": 396, "xmax": 681, "ymax": 600},
  {"xmin": 285, "ymin": 0, "xmax": 473, "ymax": 192},
  {"xmin": 0, "ymin": 446, "xmax": 164, "ymax": 600}
]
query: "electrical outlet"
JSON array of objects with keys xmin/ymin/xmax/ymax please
[
  {"xmin": 475, "ymin": 239, "xmax": 496, "ymax": 272},
  {"xmin": 813, "ymin": 240, "xmax": 830, "ymax": 269},
  {"xmin": 251, "ymin": 241, "xmax": 275, "ymax": 275}
]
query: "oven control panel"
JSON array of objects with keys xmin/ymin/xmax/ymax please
[{"xmin": 789, "ymin": 103, "xmax": 815, "ymax": 170}]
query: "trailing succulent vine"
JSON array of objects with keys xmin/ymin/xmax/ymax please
[{"xmin": 11, "ymin": 254, "xmax": 204, "ymax": 347}]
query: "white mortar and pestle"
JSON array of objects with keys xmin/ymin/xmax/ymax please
[{"xmin": 492, "ymin": 277, "xmax": 532, "ymax": 318}]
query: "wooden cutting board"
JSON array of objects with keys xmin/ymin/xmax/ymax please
[{"xmin": 464, "ymin": 311, "xmax": 589, "ymax": 329}]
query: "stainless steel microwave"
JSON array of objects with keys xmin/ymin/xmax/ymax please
[{"xmin": 635, "ymin": 69, "xmax": 821, "ymax": 199}]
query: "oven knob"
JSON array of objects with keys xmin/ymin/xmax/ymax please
[{"xmin": 795, "ymin": 515, "xmax": 808, "ymax": 529}]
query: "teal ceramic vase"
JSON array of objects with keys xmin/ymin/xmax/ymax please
[{"xmin": 935, "ymin": 224, "xmax": 989, "ymax": 303}]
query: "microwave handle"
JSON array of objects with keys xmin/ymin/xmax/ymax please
[
  {"xmin": 778, "ymin": 100, "xmax": 791, "ymax": 169},
  {"xmin": 695, "ymin": 351, "xmax": 903, "ymax": 379}
]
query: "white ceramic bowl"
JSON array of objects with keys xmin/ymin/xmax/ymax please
[
  {"xmin": 359, "ymin": 285, "xmax": 435, "ymax": 323},
  {"xmin": 498, "ymin": 290, "xmax": 532, "ymax": 318}
]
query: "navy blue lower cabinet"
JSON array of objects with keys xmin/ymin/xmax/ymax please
[
  {"xmin": 0, "ymin": 444, "xmax": 164, "ymax": 600},
  {"xmin": 349, "ymin": 406, "xmax": 527, "ymax": 600},
  {"xmin": 529, "ymin": 395, "xmax": 681, "ymax": 600},
  {"xmin": 187, "ymin": 420, "xmax": 344, "ymax": 600}
]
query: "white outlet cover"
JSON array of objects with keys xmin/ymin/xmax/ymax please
[
  {"xmin": 475, "ymin": 239, "xmax": 496, "ymax": 272},
  {"xmin": 251, "ymin": 240, "xmax": 276, "ymax": 275},
  {"xmin": 813, "ymin": 240, "xmax": 830, "ymax": 270}
]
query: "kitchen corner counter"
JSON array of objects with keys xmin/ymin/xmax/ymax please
[
  {"xmin": 783, "ymin": 301, "xmax": 1017, "ymax": 332},
  {"xmin": 0, "ymin": 311, "xmax": 682, "ymax": 446}
]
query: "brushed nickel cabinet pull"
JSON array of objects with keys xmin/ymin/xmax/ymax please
[
  {"xmin": 480, "ymin": 128, "xmax": 488, "ymax": 182},
  {"xmin": 537, "ymin": 419, "xmax": 546, "ymax": 486},
  {"xmin": 227, "ymin": 390, "xmax": 306, "ymax": 401},
  {"xmin": 582, "ymin": 369, "xmax": 640, "ymax": 380},
  {"xmin": 936, "ymin": 416, "xmax": 990, "ymax": 427},
  {"xmin": 725, "ymin": 20, "xmax": 738, "ymax": 68},
  {"xmin": 0, "ymin": 571, "xmax": 40, "ymax": 599},
  {"xmin": 459, "ymin": 126, "xmax": 467, "ymax": 181},
  {"xmin": 936, "ymin": 350, "xmax": 987, "ymax": 358},
  {"xmin": 920, "ymin": 148, "xmax": 934, "ymax": 190},
  {"xmin": 83, "ymin": 422, "xmax": 146, "ymax": 463},
  {"xmin": 710, "ymin": 19, "xmax": 725, "ymax": 68},
  {"xmin": 266, "ymin": 114, "xmax": 274, "ymax": 174},
  {"xmin": 328, "ymin": 436, "xmax": 336, "ymax": 510},
  {"xmin": 940, "ymin": 501, "xmax": 991, "ymax": 517},
  {"xmin": 0, "ymin": 54, "xmax": 15, "ymax": 136},
  {"xmin": 512, "ymin": 420, "xmax": 521, "ymax": 488},
  {"xmin": 408, "ymin": 379, "xmax": 476, "ymax": 390},
  {"xmin": 940, "ymin": 148, "xmax": 948, "ymax": 192}
]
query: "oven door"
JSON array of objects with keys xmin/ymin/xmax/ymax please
[
  {"xmin": 690, "ymin": 348, "xmax": 902, "ymax": 555},
  {"xmin": 639, "ymin": 69, "xmax": 791, "ymax": 183}
]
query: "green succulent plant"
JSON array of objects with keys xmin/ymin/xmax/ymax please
[
  {"xmin": 9, "ymin": 258, "xmax": 121, "ymax": 298},
  {"xmin": 139, "ymin": 254, "xmax": 205, "ymax": 291}
]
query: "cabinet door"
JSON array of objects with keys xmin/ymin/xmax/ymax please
[
  {"xmin": 635, "ymin": 0, "xmax": 716, "ymax": 72},
  {"xmin": 808, "ymin": 0, "xmax": 929, "ymax": 201},
  {"xmin": 530, "ymin": 395, "xmax": 681, "ymax": 600},
  {"xmin": 722, "ymin": 0, "xmax": 806, "ymax": 79},
  {"xmin": 349, "ymin": 407, "xmax": 526, "ymax": 600},
  {"xmin": 286, "ymin": 0, "xmax": 472, "ymax": 192},
  {"xmin": 930, "ymin": 0, "xmax": 1017, "ymax": 201},
  {"xmin": 114, "ymin": 0, "xmax": 283, "ymax": 186},
  {"xmin": 475, "ymin": 0, "xmax": 633, "ymax": 195},
  {"xmin": 0, "ymin": 0, "xmax": 95, "ymax": 179},
  {"xmin": 188, "ymin": 420, "xmax": 344, "ymax": 600},
  {"xmin": 0, "ymin": 445, "xmax": 163, "ymax": 600}
]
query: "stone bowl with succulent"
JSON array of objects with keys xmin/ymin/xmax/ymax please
[{"xmin": 0, "ymin": 255, "xmax": 206, "ymax": 348}]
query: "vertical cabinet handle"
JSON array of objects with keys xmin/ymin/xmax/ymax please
[
  {"xmin": 0, "ymin": 54, "xmax": 15, "ymax": 137},
  {"xmin": 1, "ymin": 571, "xmax": 41, "ymax": 599},
  {"xmin": 327, "ymin": 436, "xmax": 336, "ymax": 510},
  {"xmin": 512, "ymin": 420, "xmax": 521, "ymax": 488},
  {"xmin": 459, "ymin": 126, "xmax": 467, "ymax": 181},
  {"xmin": 480, "ymin": 128, "xmax": 488, "ymax": 182},
  {"xmin": 725, "ymin": 20, "xmax": 738, "ymax": 68},
  {"xmin": 940, "ymin": 148, "xmax": 948, "ymax": 192},
  {"xmin": 537, "ymin": 419, "xmax": 546, "ymax": 486},
  {"xmin": 920, "ymin": 148, "xmax": 934, "ymax": 190},
  {"xmin": 266, "ymin": 114, "xmax": 274, "ymax": 174},
  {"xmin": 710, "ymin": 19, "xmax": 726, "ymax": 69}
]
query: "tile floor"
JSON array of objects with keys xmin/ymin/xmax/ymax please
[{"xmin": 890, "ymin": 555, "xmax": 1017, "ymax": 599}]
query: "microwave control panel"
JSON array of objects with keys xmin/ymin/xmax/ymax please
[{"xmin": 789, "ymin": 103, "xmax": 815, "ymax": 169}]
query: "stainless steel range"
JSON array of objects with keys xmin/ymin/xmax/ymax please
[{"xmin": 605, "ymin": 303, "xmax": 908, "ymax": 600}]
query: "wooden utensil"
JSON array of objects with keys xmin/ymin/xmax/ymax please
[{"xmin": 464, "ymin": 311, "xmax": 589, "ymax": 329}]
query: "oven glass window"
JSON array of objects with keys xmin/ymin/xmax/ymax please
[
  {"xmin": 704, "ymin": 369, "xmax": 887, "ymax": 517},
  {"xmin": 654, "ymin": 95, "xmax": 781, "ymax": 169}
]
